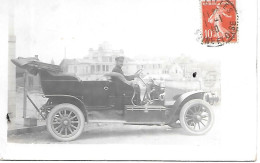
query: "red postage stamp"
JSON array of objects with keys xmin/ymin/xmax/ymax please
[{"xmin": 201, "ymin": 0, "xmax": 237, "ymax": 45}]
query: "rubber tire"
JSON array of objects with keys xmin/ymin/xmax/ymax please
[
  {"xmin": 47, "ymin": 103, "xmax": 85, "ymax": 142},
  {"xmin": 179, "ymin": 99, "xmax": 214, "ymax": 135}
]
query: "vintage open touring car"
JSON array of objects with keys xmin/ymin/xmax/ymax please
[{"xmin": 12, "ymin": 57, "xmax": 216, "ymax": 141}]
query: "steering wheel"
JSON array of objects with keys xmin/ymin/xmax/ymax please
[{"xmin": 135, "ymin": 69, "xmax": 143, "ymax": 78}]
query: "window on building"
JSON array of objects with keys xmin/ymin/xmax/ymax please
[
  {"xmin": 102, "ymin": 57, "xmax": 108, "ymax": 62},
  {"xmin": 106, "ymin": 65, "xmax": 109, "ymax": 71},
  {"xmin": 109, "ymin": 57, "xmax": 112, "ymax": 62},
  {"xmin": 63, "ymin": 67, "xmax": 68, "ymax": 72},
  {"xmin": 74, "ymin": 66, "xmax": 77, "ymax": 73},
  {"xmin": 86, "ymin": 66, "xmax": 88, "ymax": 73},
  {"xmin": 91, "ymin": 65, "xmax": 95, "ymax": 73},
  {"xmin": 102, "ymin": 65, "xmax": 106, "ymax": 72},
  {"xmin": 97, "ymin": 65, "xmax": 100, "ymax": 72}
]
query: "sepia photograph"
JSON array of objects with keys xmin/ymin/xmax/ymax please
[{"xmin": 0, "ymin": 0, "xmax": 258, "ymax": 161}]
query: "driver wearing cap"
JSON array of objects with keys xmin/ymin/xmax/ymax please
[
  {"xmin": 111, "ymin": 56, "xmax": 140, "ymax": 109},
  {"xmin": 111, "ymin": 56, "xmax": 139, "ymax": 81}
]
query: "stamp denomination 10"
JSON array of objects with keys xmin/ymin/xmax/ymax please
[{"xmin": 201, "ymin": 0, "xmax": 238, "ymax": 45}]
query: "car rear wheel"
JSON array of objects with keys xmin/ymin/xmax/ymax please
[
  {"xmin": 179, "ymin": 99, "xmax": 214, "ymax": 135},
  {"xmin": 47, "ymin": 103, "xmax": 85, "ymax": 141}
]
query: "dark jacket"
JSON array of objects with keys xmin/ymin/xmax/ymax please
[{"xmin": 111, "ymin": 65, "xmax": 141, "ymax": 106}]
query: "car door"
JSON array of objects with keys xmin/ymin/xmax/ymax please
[{"xmin": 82, "ymin": 81, "xmax": 110, "ymax": 107}]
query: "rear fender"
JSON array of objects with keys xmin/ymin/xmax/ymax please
[
  {"xmin": 166, "ymin": 90, "xmax": 206, "ymax": 124},
  {"xmin": 44, "ymin": 95, "xmax": 88, "ymax": 122}
]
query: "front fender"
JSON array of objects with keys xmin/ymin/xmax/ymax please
[{"xmin": 166, "ymin": 90, "xmax": 206, "ymax": 124}]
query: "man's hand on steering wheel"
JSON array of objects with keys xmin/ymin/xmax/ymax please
[{"xmin": 134, "ymin": 69, "xmax": 143, "ymax": 78}]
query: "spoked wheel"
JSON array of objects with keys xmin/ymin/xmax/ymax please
[
  {"xmin": 179, "ymin": 99, "xmax": 214, "ymax": 135},
  {"xmin": 47, "ymin": 103, "xmax": 85, "ymax": 141}
]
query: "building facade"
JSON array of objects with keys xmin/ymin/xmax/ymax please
[
  {"xmin": 60, "ymin": 42, "xmax": 129, "ymax": 80},
  {"xmin": 60, "ymin": 44, "xmax": 184, "ymax": 81},
  {"xmin": 60, "ymin": 43, "xmax": 220, "ymax": 82}
]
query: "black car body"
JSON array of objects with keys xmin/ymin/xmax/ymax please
[{"xmin": 12, "ymin": 57, "xmax": 216, "ymax": 141}]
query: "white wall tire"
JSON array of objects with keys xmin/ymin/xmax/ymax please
[
  {"xmin": 179, "ymin": 99, "xmax": 214, "ymax": 135},
  {"xmin": 47, "ymin": 103, "xmax": 85, "ymax": 141}
]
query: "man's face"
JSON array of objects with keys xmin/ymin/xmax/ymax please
[{"xmin": 116, "ymin": 59, "xmax": 124, "ymax": 68}]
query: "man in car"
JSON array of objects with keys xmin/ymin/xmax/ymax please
[
  {"xmin": 111, "ymin": 56, "xmax": 140, "ymax": 109},
  {"xmin": 111, "ymin": 56, "xmax": 139, "ymax": 82}
]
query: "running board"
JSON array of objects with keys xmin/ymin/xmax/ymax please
[
  {"xmin": 88, "ymin": 120, "xmax": 126, "ymax": 123},
  {"xmin": 125, "ymin": 122, "xmax": 165, "ymax": 125},
  {"xmin": 88, "ymin": 120, "xmax": 165, "ymax": 125}
]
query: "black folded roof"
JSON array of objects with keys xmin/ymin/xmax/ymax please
[{"xmin": 11, "ymin": 57, "xmax": 62, "ymax": 73}]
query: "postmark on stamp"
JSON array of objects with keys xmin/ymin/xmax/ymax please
[{"xmin": 201, "ymin": 0, "xmax": 238, "ymax": 45}]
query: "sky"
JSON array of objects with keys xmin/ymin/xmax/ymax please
[{"xmin": 14, "ymin": 0, "xmax": 221, "ymax": 64}]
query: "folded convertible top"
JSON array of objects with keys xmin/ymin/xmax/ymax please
[{"xmin": 11, "ymin": 57, "xmax": 62, "ymax": 73}]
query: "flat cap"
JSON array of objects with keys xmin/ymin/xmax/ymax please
[{"xmin": 115, "ymin": 56, "xmax": 125, "ymax": 61}]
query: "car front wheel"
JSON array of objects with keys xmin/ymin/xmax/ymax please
[
  {"xmin": 47, "ymin": 103, "xmax": 85, "ymax": 141},
  {"xmin": 179, "ymin": 99, "xmax": 214, "ymax": 135}
]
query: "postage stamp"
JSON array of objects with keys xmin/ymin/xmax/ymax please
[{"xmin": 201, "ymin": 0, "xmax": 238, "ymax": 45}]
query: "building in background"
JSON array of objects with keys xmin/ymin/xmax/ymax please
[
  {"xmin": 59, "ymin": 43, "xmax": 220, "ymax": 86},
  {"xmin": 174, "ymin": 54, "xmax": 201, "ymax": 79},
  {"xmin": 126, "ymin": 59, "xmax": 183, "ymax": 80},
  {"xmin": 60, "ymin": 42, "xmax": 131, "ymax": 80},
  {"xmin": 60, "ymin": 42, "xmax": 184, "ymax": 80}
]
